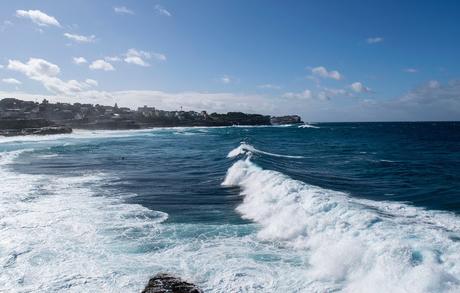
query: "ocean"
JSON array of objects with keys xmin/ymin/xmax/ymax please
[{"xmin": 0, "ymin": 122, "xmax": 459, "ymax": 292}]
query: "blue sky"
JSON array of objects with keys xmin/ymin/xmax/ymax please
[{"xmin": 0, "ymin": 0, "xmax": 459, "ymax": 121}]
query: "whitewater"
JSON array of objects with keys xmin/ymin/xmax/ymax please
[{"xmin": 1, "ymin": 123, "xmax": 459, "ymax": 292}]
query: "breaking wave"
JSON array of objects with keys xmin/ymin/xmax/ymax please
[
  {"xmin": 227, "ymin": 142, "xmax": 305, "ymax": 159},
  {"xmin": 222, "ymin": 149, "xmax": 460, "ymax": 292}
]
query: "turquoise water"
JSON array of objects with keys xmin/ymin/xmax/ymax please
[{"xmin": 1, "ymin": 123, "xmax": 459, "ymax": 292}]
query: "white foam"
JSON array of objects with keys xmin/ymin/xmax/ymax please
[
  {"xmin": 0, "ymin": 149, "xmax": 169, "ymax": 292},
  {"xmin": 0, "ymin": 148, "xmax": 314, "ymax": 292},
  {"xmin": 227, "ymin": 143, "xmax": 305, "ymax": 159},
  {"xmin": 298, "ymin": 123, "xmax": 320, "ymax": 129},
  {"xmin": 222, "ymin": 157, "xmax": 460, "ymax": 292}
]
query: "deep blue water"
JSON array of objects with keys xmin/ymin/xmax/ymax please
[{"xmin": 1, "ymin": 122, "xmax": 460, "ymax": 292}]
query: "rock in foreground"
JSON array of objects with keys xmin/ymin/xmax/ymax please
[{"xmin": 142, "ymin": 273, "xmax": 203, "ymax": 293}]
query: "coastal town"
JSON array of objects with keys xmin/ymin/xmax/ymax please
[{"xmin": 0, "ymin": 98, "xmax": 303, "ymax": 136}]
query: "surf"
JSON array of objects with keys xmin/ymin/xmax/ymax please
[{"xmin": 223, "ymin": 145, "xmax": 460, "ymax": 292}]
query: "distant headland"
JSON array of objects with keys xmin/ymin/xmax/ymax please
[{"xmin": 0, "ymin": 98, "xmax": 303, "ymax": 136}]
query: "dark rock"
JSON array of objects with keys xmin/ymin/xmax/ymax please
[
  {"xmin": 142, "ymin": 273, "xmax": 202, "ymax": 293},
  {"xmin": 270, "ymin": 115, "xmax": 303, "ymax": 125}
]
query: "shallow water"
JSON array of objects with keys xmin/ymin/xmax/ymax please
[{"xmin": 1, "ymin": 122, "xmax": 459, "ymax": 292}]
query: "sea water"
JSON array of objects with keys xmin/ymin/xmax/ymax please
[{"xmin": 0, "ymin": 122, "xmax": 459, "ymax": 292}]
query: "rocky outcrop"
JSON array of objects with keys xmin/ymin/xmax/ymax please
[
  {"xmin": 270, "ymin": 115, "xmax": 303, "ymax": 125},
  {"xmin": 142, "ymin": 273, "xmax": 202, "ymax": 293},
  {"xmin": 0, "ymin": 119, "xmax": 72, "ymax": 136}
]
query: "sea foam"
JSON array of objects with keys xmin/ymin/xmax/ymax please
[
  {"xmin": 223, "ymin": 144, "xmax": 460, "ymax": 292},
  {"xmin": 0, "ymin": 149, "xmax": 168, "ymax": 292}
]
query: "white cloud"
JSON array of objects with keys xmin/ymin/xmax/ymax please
[
  {"xmin": 403, "ymin": 68, "xmax": 418, "ymax": 73},
  {"xmin": 258, "ymin": 84, "xmax": 281, "ymax": 90},
  {"xmin": 85, "ymin": 79, "xmax": 98, "ymax": 87},
  {"xmin": 8, "ymin": 58, "xmax": 60, "ymax": 77},
  {"xmin": 114, "ymin": 6, "xmax": 134, "ymax": 15},
  {"xmin": 124, "ymin": 49, "xmax": 165, "ymax": 67},
  {"xmin": 349, "ymin": 82, "xmax": 371, "ymax": 93},
  {"xmin": 7, "ymin": 58, "xmax": 94, "ymax": 95},
  {"xmin": 2, "ymin": 78, "xmax": 21, "ymax": 85},
  {"xmin": 72, "ymin": 57, "xmax": 87, "ymax": 65},
  {"xmin": 367, "ymin": 37, "xmax": 384, "ymax": 44},
  {"xmin": 15, "ymin": 10, "xmax": 60, "ymax": 27},
  {"xmin": 155, "ymin": 5, "xmax": 172, "ymax": 17},
  {"xmin": 311, "ymin": 66, "xmax": 342, "ymax": 80},
  {"xmin": 64, "ymin": 33, "xmax": 96, "ymax": 43},
  {"xmin": 283, "ymin": 89, "xmax": 312, "ymax": 99},
  {"xmin": 89, "ymin": 59, "xmax": 115, "ymax": 71}
]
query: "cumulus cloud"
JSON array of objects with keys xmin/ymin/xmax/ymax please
[
  {"xmin": 155, "ymin": 5, "xmax": 172, "ymax": 17},
  {"xmin": 367, "ymin": 37, "xmax": 384, "ymax": 44},
  {"xmin": 349, "ymin": 82, "xmax": 371, "ymax": 93},
  {"xmin": 311, "ymin": 66, "xmax": 342, "ymax": 80},
  {"xmin": 15, "ymin": 10, "xmax": 60, "ymax": 27},
  {"xmin": 89, "ymin": 59, "xmax": 115, "ymax": 71},
  {"xmin": 7, "ymin": 58, "xmax": 96, "ymax": 95},
  {"xmin": 2, "ymin": 78, "xmax": 21, "ymax": 85},
  {"xmin": 114, "ymin": 6, "xmax": 134, "ymax": 15},
  {"xmin": 72, "ymin": 57, "xmax": 87, "ymax": 65},
  {"xmin": 124, "ymin": 49, "xmax": 165, "ymax": 67},
  {"xmin": 64, "ymin": 33, "xmax": 96, "ymax": 43}
]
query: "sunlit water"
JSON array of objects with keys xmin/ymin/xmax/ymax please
[{"xmin": 1, "ymin": 122, "xmax": 459, "ymax": 292}]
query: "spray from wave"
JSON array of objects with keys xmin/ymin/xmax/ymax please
[{"xmin": 223, "ymin": 144, "xmax": 460, "ymax": 293}]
